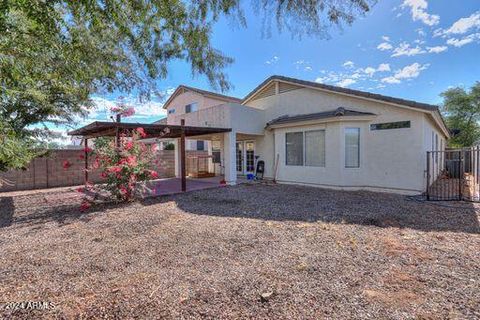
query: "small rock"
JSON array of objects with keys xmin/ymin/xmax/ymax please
[{"xmin": 260, "ymin": 291, "xmax": 274, "ymax": 302}]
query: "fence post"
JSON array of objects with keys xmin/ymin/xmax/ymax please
[
  {"xmin": 459, "ymin": 150, "xmax": 463, "ymax": 200},
  {"xmin": 426, "ymin": 152, "xmax": 430, "ymax": 200}
]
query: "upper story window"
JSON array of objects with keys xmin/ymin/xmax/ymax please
[
  {"xmin": 185, "ymin": 102, "xmax": 198, "ymax": 113},
  {"xmin": 168, "ymin": 108, "xmax": 175, "ymax": 114}
]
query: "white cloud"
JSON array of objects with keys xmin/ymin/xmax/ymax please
[
  {"xmin": 381, "ymin": 63, "xmax": 429, "ymax": 84},
  {"xmin": 446, "ymin": 33, "xmax": 480, "ymax": 47},
  {"xmin": 382, "ymin": 35, "xmax": 391, "ymax": 42},
  {"xmin": 336, "ymin": 78, "xmax": 356, "ymax": 87},
  {"xmin": 401, "ymin": 0, "xmax": 440, "ymax": 26},
  {"xmin": 427, "ymin": 45, "xmax": 448, "ymax": 53},
  {"xmin": 294, "ymin": 60, "xmax": 313, "ymax": 71},
  {"xmin": 382, "ymin": 77, "xmax": 402, "ymax": 84},
  {"xmin": 391, "ymin": 42, "xmax": 426, "ymax": 57},
  {"xmin": 342, "ymin": 61, "xmax": 355, "ymax": 68},
  {"xmin": 377, "ymin": 42, "xmax": 393, "ymax": 51},
  {"xmin": 363, "ymin": 67, "xmax": 377, "ymax": 76},
  {"xmin": 351, "ymin": 73, "xmax": 361, "ymax": 79},
  {"xmin": 444, "ymin": 11, "xmax": 480, "ymax": 35},
  {"xmin": 265, "ymin": 56, "xmax": 279, "ymax": 65},
  {"xmin": 377, "ymin": 63, "xmax": 391, "ymax": 72},
  {"xmin": 416, "ymin": 28, "xmax": 426, "ymax": 37},
  {"xmin": 87, "ymin": 88, "xmax": 174, "ymax": 123}
]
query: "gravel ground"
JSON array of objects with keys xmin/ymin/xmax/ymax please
[{"xmin": 0, "ymin": 184, "xmax": 479, "ymax": 319}]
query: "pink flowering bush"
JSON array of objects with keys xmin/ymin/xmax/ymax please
[
  {"xmin": 110, "ymin": 99, "xmax": 135, "ymax": 118},
  {"xmin": 92, "ymin": 127, "xmax": 158, "ymax": 201}
]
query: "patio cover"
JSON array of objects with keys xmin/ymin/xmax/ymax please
[
  {"xmin": 68, "ymin": 121, "xmax": 231, "ymax": 139},
  {"xmin": 68, "ymin": 121, "xmax": 231, "ymax": 192}
]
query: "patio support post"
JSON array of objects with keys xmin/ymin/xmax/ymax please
[
  {"xmin": 174, "ymin": 138, "xmax": 182, "ymax": 178},
  {"xmin": 207, "ymin": 141, "xmax": 214, "ymax": 174},
  {"xmin": 84, "ymin": 138, "xmax": 89, "ymax": 185},
  {"xmin": 223, "ymin": 130, "xmax": 237, "ymax": 185},
  {"xmin": 115, "ymin": 114, "xmax": 121, "ymax": 147},
  {"xmin": 180, "ymin": 119, "xmax": 187, "ymax": 192}
]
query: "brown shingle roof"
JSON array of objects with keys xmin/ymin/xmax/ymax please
[
  {"xmin": 243, "ymin": 75, "xmax": 439, "ymax": 112},
  {"xmin": 163, "ymin": 85, "xmax": 241, "ymax": 109},
  {"xmin": 266, "ymin": 107, "xmax": 375, "ymax": 127}
]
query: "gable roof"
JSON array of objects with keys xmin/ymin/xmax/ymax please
[
  {"xmin": 266, "ymin": 107, "xmax": 375, "ymax": 127},
  {"xmin": 242, "ymin": 75, "xmax": 449, "ymax": 138},
  {"xmin": 243, "ymin": 75, "xmax": 439, "ymax": 112},
  {"xmin": 162, "ymin": 85, "xmax": 241, "ymax": 109}
]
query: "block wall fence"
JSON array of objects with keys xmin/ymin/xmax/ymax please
[{"xmin": 0, "ymin": 149, "xmax": 208, "ymax": 192}]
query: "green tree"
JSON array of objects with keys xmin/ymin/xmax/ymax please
[
  {"xmin": 0, "ymin": 118, "xmax": 39, "ymax": 171},
  {"xmin": 441, "ymin": 82, "xmax": 480, "ymax": 148},
  {"xmin": 1, "ymin": 0, "xmax": 374, "ymax": 169}
]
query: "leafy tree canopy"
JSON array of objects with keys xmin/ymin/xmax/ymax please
[
  {"xmin": 0, "ymin": 0, "xmax": 374, "ymax": 169},
  {"xmin": 441, "ymin": 82, "xmax": 480, "ymax": 148}
]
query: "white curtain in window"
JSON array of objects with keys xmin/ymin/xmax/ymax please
[
  {"xmin": 305, "ymin": 130, "xmax": 325, "ymax": 167},
  {"xmin": 286, "ymin": 132, "xmax": 303, "ymax": 166},
  {"xmin": 345, "ymin": 128, "xmax": 360, "ymax": 168}
]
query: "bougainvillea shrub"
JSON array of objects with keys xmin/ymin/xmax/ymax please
[
  {"xmin": 91, "ymin": 128, "xmax": 158, "ymax": 201},
  {"xmin": 110, "ymin": 98, "xmax": 135, "ymax": 118}
]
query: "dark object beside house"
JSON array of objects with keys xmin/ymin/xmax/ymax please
[{"xmin": 256, "ymin": 161, "xmax": 265, "ymax": 180}]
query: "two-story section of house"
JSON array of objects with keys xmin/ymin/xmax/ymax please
[{"xmin": 159, "ymin": 85, "xmax": 242, "ymax": 152}]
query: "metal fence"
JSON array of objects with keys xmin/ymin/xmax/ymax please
[{"xmin": 426, "ymin": 147, "xmax": 480, "ymax": 201}]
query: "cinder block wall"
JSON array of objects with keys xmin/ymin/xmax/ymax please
[{"xmin": 0, "ymin": 150, "xmax": 208, "ymax": 192}]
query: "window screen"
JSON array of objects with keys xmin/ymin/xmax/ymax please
[
  {"xmin": 345, "ymin": 128, "xmax": 360, "ymax": 168},
  {"xmin": 185, "ymin": 102, "xmax": 198, "ymax": 113},
  {"xmin": 305, "ymin": 130, "xmax": 325, "ymax": 167},
  {"xmin": 197, "ymin": 140, "xmax": 205, "ymax": 151},
  {"xmin": 286, "ymin": 132, "xmax": 303, "ymax": 166}
]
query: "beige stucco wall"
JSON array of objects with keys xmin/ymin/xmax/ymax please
[
  {"xmin": 166, "ymin": 91, "xmax": 226, "ymax": 123},
  {"xmin": 246, "ymin": 87, "xmax": 447, "ymax": 194},
  {"xmin": 163, "ymin": 84, "xmax": 448, "ymax": 194}
]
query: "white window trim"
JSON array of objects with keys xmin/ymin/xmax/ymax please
[
  {"xmin": 185, "ymin": 102, "xmax": 199, "ymax": 113},
  {"xmin": 285, "ymin": 129, "xmax": 326, "ymax": 167},
  {"xmin": 344, "ymin": 127, "xmax": 361, "ymax": 169}
]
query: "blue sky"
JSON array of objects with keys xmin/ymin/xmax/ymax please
[{"xmin": 57, "ymin": 0, "xmax": 480, "ymax": 143}]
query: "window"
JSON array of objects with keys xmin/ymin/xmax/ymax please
[
  {"xmin": 212, "ymin": 141, "xmax": 221, "ymax": 163},
  {"xmin": 196, "ymin": 140, "xmax": 205, "ymax": 151},
  {"xmin": 168, "ymin": 108, "xmax": 175, "ymax": 114},
  {"xmin": 370, "ymin": 121, "xmax": 410, "ymax": 130},
  {"xmin": 185, "ymin": 102, "xmax": 198, "ymax": 113},
  {"xmin": 305, "ymin": 130, "xmax": 325, "ymax": 167},
  {"xmin": 345, "ymin": 128, "xmax": 360, "ymax": 168},
  {"xmin": 286, "ymin": 132, "xmax": 303, "ymax": 166}
]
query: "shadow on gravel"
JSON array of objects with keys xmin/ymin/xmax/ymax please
[
  {"xmin": 0, "ymin": 192, "xmax": 122, "ymax": 230},
  {"xmin": 0, "ymin": 197, "xmax": 14, "ymax": 228},
  {"xmin": 141, "ymin": 184, "xmax": 480, "ymax": 234}
]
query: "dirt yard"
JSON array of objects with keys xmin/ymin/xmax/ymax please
[{"xmin": 0, "ymin": 184, "xmax": 479, "ymax": 319}]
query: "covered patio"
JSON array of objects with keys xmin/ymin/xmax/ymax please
[{"xmin": 68, "ymin": 120, "xmax": 238, "ymax": 193}]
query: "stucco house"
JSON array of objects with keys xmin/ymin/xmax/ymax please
[{"xmin": 162, "ymin": 75, "xmax": 449, "ymax": 195}]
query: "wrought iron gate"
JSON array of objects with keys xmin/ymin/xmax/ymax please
[{"xmin": 426, "ymin": 148, "xmax": 480, "ymax": 201}]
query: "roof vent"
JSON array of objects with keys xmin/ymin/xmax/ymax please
[{"xmin": 334, "ymin": 107, "xmax": 346, "ymax": 116}]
